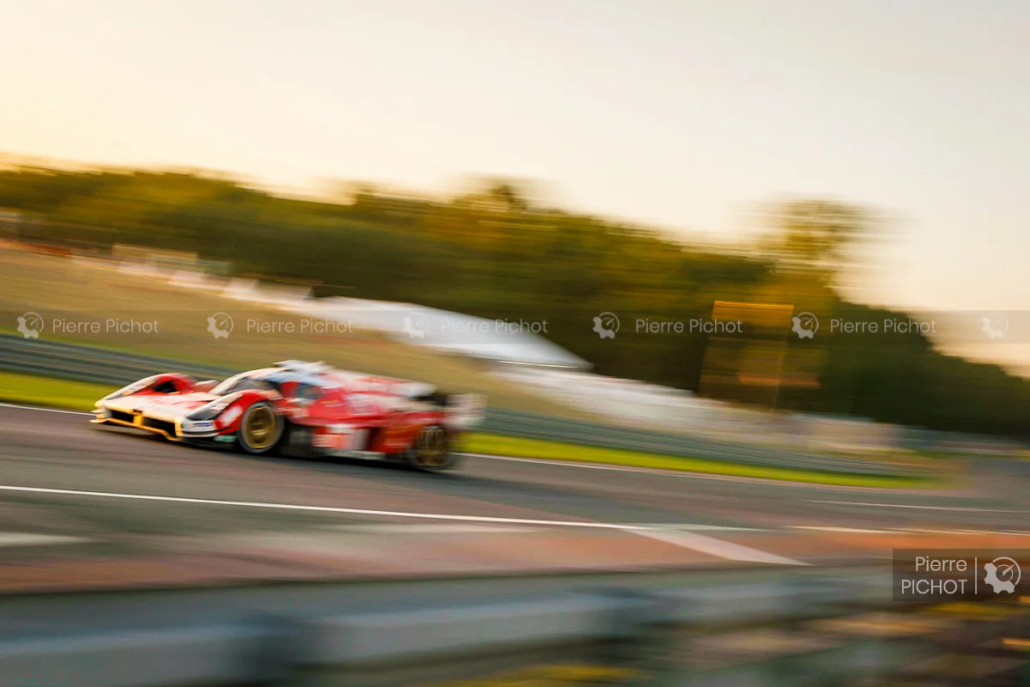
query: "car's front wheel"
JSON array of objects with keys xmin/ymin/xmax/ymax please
[
  {"xmin": 237, "ymin": 402, "xmax": 284, "ymax": 455},
  {"xmin": 404, "ymin": 424, "xmax": 460, "ymax": 472}
]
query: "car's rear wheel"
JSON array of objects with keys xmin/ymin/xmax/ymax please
[
  {"xmin": 237, "ymin": 402, "xmax": 284, "ymax": 455},
  {"xmin": 405, "ymin": 424, "xmax": 459, "ymax": 472}
]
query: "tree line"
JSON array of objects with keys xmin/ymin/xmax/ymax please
[{"xmin": 1, "ymin": 165, "xmax": 1027, "ymax": 437}]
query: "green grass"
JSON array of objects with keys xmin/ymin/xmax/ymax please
[
  {"xmin": 463, "ymin": 433, "xmax": 926, "ymax": 488},
  {"xmin": 0, "ymin": 371, "xmax": 924, "ymax": 488},
  {"xmin": 0, "ymin": 371, "xmax": 113, "ymax": 411}
]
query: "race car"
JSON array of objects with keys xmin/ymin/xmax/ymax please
[{"xmin": 91, "ymin": 360, "xmax": 485, "ymax": 471}]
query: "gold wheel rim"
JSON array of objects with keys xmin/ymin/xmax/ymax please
[
  {"xmin": 245, "ymin": 406, "xmax": 277, "ymax": 450},
  {"xmin": 415, "ymin": 426, "xmax": 448, "ymax": 467}
]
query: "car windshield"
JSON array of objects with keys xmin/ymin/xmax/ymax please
[
  {"xmin": 211, "ymin": 373, "xmax": 278, "ymax": 396},
  {"xmin": 292, "ymin": 382, "xmax": 320, "ymax": 402}
]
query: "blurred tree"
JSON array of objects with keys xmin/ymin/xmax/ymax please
[{"xmin": 761, "ymin": 199, "xmax": 872, "ymax": 279}]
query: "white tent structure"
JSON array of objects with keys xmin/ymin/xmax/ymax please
[{"xmin": 289, "ymin": 297, "xmax": 590, "ymax": 369}]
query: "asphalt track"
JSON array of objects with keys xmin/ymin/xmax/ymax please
[{"xmin": 0, "ymin": 404, "xmax": 1028, "ymax": 593}]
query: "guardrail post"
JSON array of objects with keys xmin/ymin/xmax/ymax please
[
  {"xmin": 576, "ymin": 586, "xmax": 671, "ymax": 686},
  {"xmin": 241, "ymin": 613, "xmax": 306, "ymax": 687}
]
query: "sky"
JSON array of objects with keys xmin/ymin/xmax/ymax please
[{"xmin": 1, "ymin": 0, "xmax": 1028, "ymax": 368}]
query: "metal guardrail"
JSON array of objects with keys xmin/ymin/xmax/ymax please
[
  {"xmin": 479, "ymin": 407, "xmax": 903, "ymax": 475},
  {"xmin": 0, "ymin": 333, "xmax": 904, "ymax": 475},
  {"xmin": 0, "ymin": 333, "xmax": 233, "ymax": 387},
  {"xmin": 1, "ymin": 569, "xmax": 1019, "ymax": 687}
]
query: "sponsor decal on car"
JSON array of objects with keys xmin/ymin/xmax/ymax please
[
  {"xmin": 312, "ymin": 433, "xmax": 335, "ymax": 449},
  {"xmin": 313, "ymin": 427, "xmax": 368, "ymax": 451},
  {"xmin": 219, "ymin": 405, "xmax": 242, "ymax": 427}
]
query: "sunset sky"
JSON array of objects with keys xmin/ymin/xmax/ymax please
[{"xmin": 2, "ymin": 0, "xmax": 1027, "ymax": 369}]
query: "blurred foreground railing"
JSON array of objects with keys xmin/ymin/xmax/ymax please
[
  {"xmin": 1, "ymin": 568, "xmax": 1027, "ymax": 687},
  {"xmin": 0, "ymin": 333, "xmax": 907, "ymax": 476}
]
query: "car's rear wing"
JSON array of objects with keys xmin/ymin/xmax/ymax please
[
  {"xmin": 443, "ymin": 393, "xmax": 486, "ymax": 431},
  {"xmin": 346, "ymin": 375, "xmax": 485, "ymax": 429}
]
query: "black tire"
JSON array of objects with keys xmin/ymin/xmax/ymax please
[
  {"xmin": 279, "ymin": 423, "xmax": 313, "ymax": 459},
  {"xmin": 404, "ymin": 424, "xmax": 460, "ymax": 472},
  {"xmin": 236, "ymin": 401, "xmax": 284, "ymax": 455}
]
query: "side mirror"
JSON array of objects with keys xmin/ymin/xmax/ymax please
[{"xmin": 194, "ymin": 380, "xmax": 218, "ymax": 393}]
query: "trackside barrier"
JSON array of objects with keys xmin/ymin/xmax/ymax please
[
  {"xmin": 0, "ymin": 334, "xmax": 233, "ymax": 387},
  {"xmin": 0, "ymin": 334, "xmax": 910, "ymax": 476},
  {"xmin": 0, "ymin": 625, "xmax": 278, "ymax": 687},
  {"xmin": 479, "ymin": 408, "xmax": 906, "ymax": 475},
  {"xmin": 0, "ymin": 571, "xmax": 1008, "ymax": 687}
]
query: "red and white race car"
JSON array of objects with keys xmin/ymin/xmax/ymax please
[{"xmin": 92, "ymin": 360, "xmax": 485, "ymax": 471}]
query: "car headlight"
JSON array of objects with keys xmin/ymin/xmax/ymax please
[{"xmin": 186, "ymin": 394, "xmax": 238, "ymax": 421}]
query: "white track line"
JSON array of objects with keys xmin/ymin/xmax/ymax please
[
  {"xmin": 0, "ymin": 484, "xmax": 655, "ymax": 530},
  {"xmin": 0, "ymin": 402, "xmax": 90, "ymax": 416},
  {"xmin": 0, "ymin": 484, "xmax": 801, "ymax": 565},
  {"xmin": 810, "ymin": 500, "xmax": 1024, "ymax": 513},
  {"xmin": 0, "ymin": 532, "xmax": 92, "ymax": 547},
  {"xmin": 789, "ymin": 525, "xmax": 897, "ymax": 535},
  {"xmin": 635, "ymin": 523, "xmax": 767, "ymax": 532},
  {"xmin": 327, "ymin": 523, "xmax": 765, "ymax": 534},
  {"xmin": 634, "ymin": 528, "xmax": 806, "ymax": 566},
  {"xmin": 327, "ymin": 524, "xmax": 539, "ymax": 534}
]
